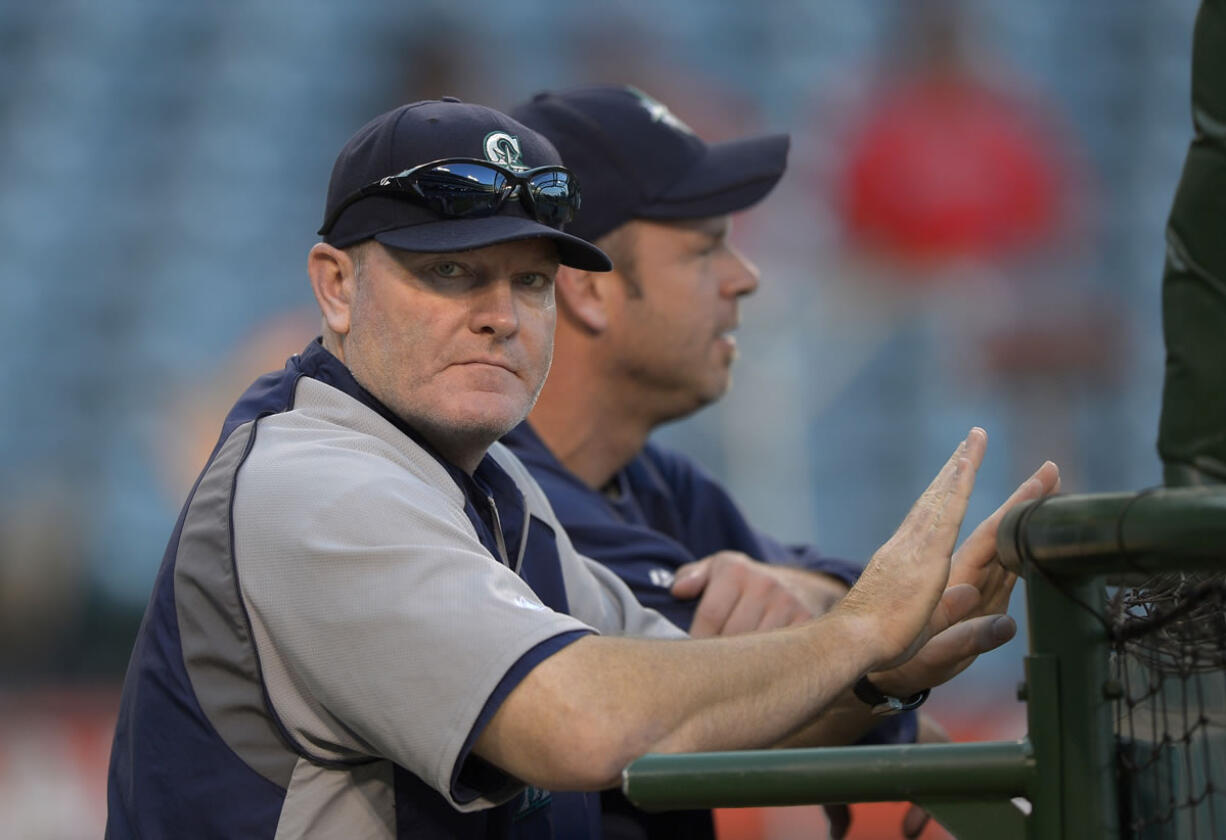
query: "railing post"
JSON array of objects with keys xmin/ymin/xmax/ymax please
[{"xmin": 1023, "ymin": 571, "xmax": 1120, "ymax": 838}]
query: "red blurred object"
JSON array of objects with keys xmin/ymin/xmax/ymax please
[
  {"xmin": 0, "ymin": 687, "xmax": 119, "ymax": 838},
  {"xmin": 840, "ymin": 77, "xmax": 1063, "ymax": 263}
]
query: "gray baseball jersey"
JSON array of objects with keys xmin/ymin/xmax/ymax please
[{"xmin": 107, "ymin": 340, "xmax": 683, "ymax": 839}]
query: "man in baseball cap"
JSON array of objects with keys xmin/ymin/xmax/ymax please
[
  {"xmin": 504, "ymin": 85, "xmax": 856, "ymax": 679},
  {"xmin": 505, "ymin": 85, "xmax": 1059, "ymax": 838},
  {"xmin": 106, "ymin": 96, "xmax": 1049, "ymax": 840}
]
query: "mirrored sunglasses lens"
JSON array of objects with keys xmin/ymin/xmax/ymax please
[
  {"xmin": 413, "ymin": 163, "xmax": 509, "ymax": 216},
  {"xmin": 526, "ymin": 171, "xmax": 579, "ymax": 225}
]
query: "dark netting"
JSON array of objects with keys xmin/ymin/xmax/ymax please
[{"xmin": 1109, "ymin": 573, "xmax": 1226, "ymax": 839}]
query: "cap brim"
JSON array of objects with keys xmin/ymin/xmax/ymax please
[
  {"xmin": 642, "ymin": 133, "xmax": 790, "ymax": 220},
  {"xmin": 374, "ymin": 215, "xmax": 612, "ymax": 272}
]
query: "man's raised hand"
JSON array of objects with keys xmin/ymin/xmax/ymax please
[
  {"xmin": 835, "ymin": 428, "xmax": 987, "ymax": 670},
  {"xmin": 871, "ymin": 458, "xmax": 1061, "ymax": 696},
  {"xmin": 947, "ymin": 460, "xmax": 1060, "ymax": 618}
]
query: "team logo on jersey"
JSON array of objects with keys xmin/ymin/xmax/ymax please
[
  {"xmin": 629, "ymin": 87, "xmax": 695, "ymax": 136},
  {"xmin": 484, "ymin": 131, "xmax": 528, "ymax": 171},
  {"xmin": 649, "ymin": 568, "xmax": 676, "ymax": 588},
  {"xmin": 514, "ymin": 595, "xmax": 548, "ymax": 612},
  {"xmin": 515, "ymin": 785, "xmax": 552, "ymax": 820}
]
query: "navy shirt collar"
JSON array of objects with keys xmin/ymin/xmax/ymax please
[
  {"xmin": 504, "ymin": 420, "xmax": 646, "ymax": 524},
  {"xmin": 501, "ymin": 420, "xmax": 552, "ymax": 463}
]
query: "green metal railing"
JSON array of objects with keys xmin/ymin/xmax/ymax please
[{"xmin": 621, "ymin": 487, "xmax": 1226, "ymax": 839}]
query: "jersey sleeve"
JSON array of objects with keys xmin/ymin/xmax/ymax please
[{"xmin": 232, "ymin": 417, "xmax": 595, "ymax": 812}]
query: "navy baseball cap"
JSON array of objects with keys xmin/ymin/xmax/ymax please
[
  {"xmin": 318, "ymin": 98, "xmax": 612, "ymax": 271},
  {"xmin": 510, "ymin": 85, "xmax": 790, "ymax": 243}
]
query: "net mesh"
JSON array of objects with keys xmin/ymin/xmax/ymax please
[{"xmin": 1110, "ymin": 573, "xmax": 1226, "ymax": 839}]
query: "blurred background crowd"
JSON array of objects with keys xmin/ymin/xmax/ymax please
[{"xmin": 0, "ymin": 0, "xmax": 1200, "ymax": 836}]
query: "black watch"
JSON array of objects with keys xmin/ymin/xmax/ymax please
[{"xmin": 853, "ymin": 676, "xmax": 930, "ymax": 716}]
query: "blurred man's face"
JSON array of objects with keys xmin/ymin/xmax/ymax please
[
  {"xmin": 607, "ymin": 217, "xmax": 759, "ymax": 422},
  {"xmin": 343, "ymin": 239, "xmax": 558, "ymax": 467}
]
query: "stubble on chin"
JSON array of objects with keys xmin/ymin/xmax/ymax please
[
  {"xmin": 352, "ymin": 349, "xmax": 548, "ymax": 467},
  {"xmin": 403, "ymin": 409, "xmax": 521, "ymax": 470},
  {"xmin": 396, "ymin": 382, "xmax": 541, "ymax": 463}
]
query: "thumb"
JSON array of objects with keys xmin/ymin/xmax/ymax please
[
  {"xmin": 924, "ymin": 583, "xmax": 982, "ymax": 643},
  {"xmin": 924, "ymin": 614, "xmax": 1018, "ymax": 679},
  {"xmin": 880, "ymin": 584, "xmax": 982, "ymax": 672},
  {"xmin": 670, "ymin": 559, "xmax": 711, "ymax": 599}
]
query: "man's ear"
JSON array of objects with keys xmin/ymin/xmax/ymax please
[
  {"xmin": 554, "ymin": 265, "xmax": 615, "ymax": 333},
  {"xmin": 308, "ymin": 243, "xmax": 356, "ymax": 338}
]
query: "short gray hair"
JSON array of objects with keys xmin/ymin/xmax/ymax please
[{"xmin": 344, "ymin": 241, "xmax": 374, "ymax": 284}]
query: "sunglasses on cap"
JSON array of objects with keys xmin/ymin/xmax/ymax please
[{"xmin": 318, "ymin": 158, "xmax": 583, "ymax": 235}]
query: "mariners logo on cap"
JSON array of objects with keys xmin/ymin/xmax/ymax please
[
  {"xmin": 484, "ymin": 131, "xmax": 528, "ymax": 171},
  {"xmin": 629, "ymin": 87, "xmax": 694, "ymax": 136}
]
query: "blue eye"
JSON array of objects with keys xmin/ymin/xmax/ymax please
[{"xmin": 433, "ymin": 262, "xmax": 461, "ymax": 277}]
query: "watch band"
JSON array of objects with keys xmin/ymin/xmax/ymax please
[{"xmin": 853, "ymin": 675, "xmax": 930, "ymax": 716}]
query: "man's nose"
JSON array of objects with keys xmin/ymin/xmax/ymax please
[
  {"xmin": 470, "ymin": 278, "xmax": 520, "ymax": 337},
  {"xmin": 723, "ymin": 246, "xmax": 760, "ymax": 298}
]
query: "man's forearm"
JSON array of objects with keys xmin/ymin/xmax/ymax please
[
  {"xmin": 771, "ymin": 686, "xmax": 882, "ymax": 749},
  {"xmin": 474, "ymin": 606, "xmax": 879, "ymax": 791}
]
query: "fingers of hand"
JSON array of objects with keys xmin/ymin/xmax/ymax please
[
  {"xmin": 926, "ymin": 614, "xmax": 1017, "ymax": 667},
  {"xmin": 881, "ymin": 583, "xmax": 980, "ymax": 670},
  {"xmin": 979, "ymin": 567, "xmax": 1018, "ymax": 616},
  {"xmin": 949, "ymin": 459, "xmax": 1058, "ymax": 590},
  {"xmin": 949, "ymin": 550, "xmax": 1016, "ymax": 618},
  {"xmin": 993, "ymin": 460, "xmax": 1060, "ymax": 522},
  {"xmin": 998, "ymin": 462, "xmax": 1060, "ymax": 514},
  {"xmin": 687, "ymin": 585, "xmax": 735, "ymax": 638},
  {"xmin": 867, "ymin": 429, "xmax": 988, "ymax": 602},
  {"xmin": 895, "ymin": 427, "xmax": 987, "ymax": 557},
  {"xmin": 927, "ymin": 583, "xmax": 981, "ymax": 637},
  {"xmin": 691, "ymin": 558, "xmax": 814, "ymax": 636},
  {"xmin": 686, "ymin": 555, "xmax": 750, "ymax": 637},
  {"xmin": 926, "ymin": 428, "xmax": 986, "ymax": 511},
  {"xmin": 843, "ymin": 429, "xmax": 989, "ymax": 667},
  {"xmin": 719, "ymin": 590, "xmax": 770, "ymax": 636},
  {"xmin": 670, "ymin": 558, "xmax": 712, "ymax": 599},
  {"xmin": 881, "ymin": 612, "xmax": 1016, "ymax": 693}
]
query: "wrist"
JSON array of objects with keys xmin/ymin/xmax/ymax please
[
  {"xmin": 807, "ymin": 608, "xmax": 883, "ymax": 686},
  {"xmin": 825, "ymin": 592, "xmax": 901, "ymax": 669}
]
